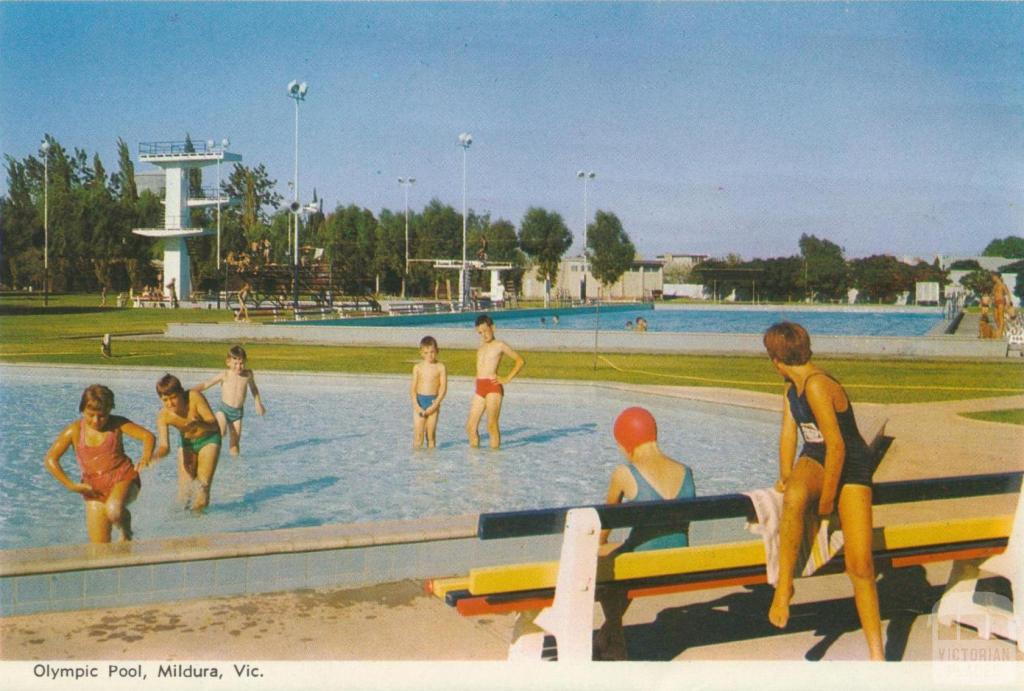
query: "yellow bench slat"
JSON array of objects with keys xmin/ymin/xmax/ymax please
[
  {"xmin": 428, "ymin": 577, "xmax": 470, "ymax": 600},
  {"xmin": 466, "ymin": 514, "xmax": 1012, "ymax": 596}
]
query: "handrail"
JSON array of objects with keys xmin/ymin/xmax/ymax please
[
  {"xmin": 139, "ymin": 140, "xmax": 221, "ymax": 156},
  {"xmin": 476, "ymin": 471, "xmax": 1023, "ymax": 540}
]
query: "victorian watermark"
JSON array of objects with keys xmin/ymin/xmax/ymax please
[{"xmin": 930, "ymin": 591, "xmax": 1019, "ymax": 686}]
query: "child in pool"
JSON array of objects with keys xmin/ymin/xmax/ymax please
[
  {"xmin": 466, "ymin": 314, "xmax": 525, "ymax": 449},
  {"xmin": 195, "ymin": 345, "xmax": 266, "ymax": 456},
  {"xmin": 154, "ymin": 374, "xmax": 222, "ymax": 512},
  {"xmin": 43, "ymin": 384, "xmax": 155, "ymax": 543},
  {"xmin": 410, "ymin": 335, "xmax": 448, "ymax": 448},
  {"xmin": 595, "ymin": 406, "xmax": 695, "ymax": 660}
]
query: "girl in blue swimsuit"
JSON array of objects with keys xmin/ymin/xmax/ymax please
[
  {"xmin": 595, "ymin": 406, "xmax": 697, "ymax": 660},
  {"xmin": 763, "ymin": 322, "xmax": 884, "ymax": 660}
]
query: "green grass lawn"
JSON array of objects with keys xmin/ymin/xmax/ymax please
[
  {"xmin": 959, "ymin": 409, "xmax": 1024, "ymax": 426},
  {"xmin": 2, "ymin": 292, "xmax": 1022, "ymax": 404}
]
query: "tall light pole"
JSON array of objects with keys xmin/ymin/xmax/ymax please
[
  {"xmin": 398, "ymin": 176, "xmax": 416, "ymax": 298},
  {"xmin": 458, "ymin": 132, "xmax": 472, "ymax": 307},
  {"xmin": 287, "ymin": 80, "xmax": 309, "ymax": 310},
  {"xmin": 208, "ymin": 138, "xmax": 230, "ymax": 308},
  {"xmin": 576, "ymin": 170, "xmax": 595, "ymax": 301},
  {"xmin": 39, "ymin": 139, "xmax": 50, "ymax": 306}
]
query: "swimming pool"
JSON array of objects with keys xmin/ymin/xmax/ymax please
[
  {"xmin": 0, "ymin": 365, "xmax": 778, "ymax": 550},
  {"xmin": 298, "ymin": 305, "xmax": 943, "ymax": 337}
]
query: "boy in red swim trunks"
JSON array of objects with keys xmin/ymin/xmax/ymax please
[
  {"xmin": 466, "ymin": 314, "xmax": 524, "ymax": 449},
  {"xmin": 43, "ymin": 384, "xmax": 155, "ymax": 543}
]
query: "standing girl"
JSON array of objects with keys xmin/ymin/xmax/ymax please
[{"xmin": 44, "ymin": 385, "xmax": 154, "ymax": 543}]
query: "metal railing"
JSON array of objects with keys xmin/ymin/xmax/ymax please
[{"xmin": 139, "ymin": 140, "xmax": 220, "ymax": 156}]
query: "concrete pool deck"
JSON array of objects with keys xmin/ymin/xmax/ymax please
[
  {"xmin": 162, "ymin": 309, "xmax": 1013, "ymax": 359},
  {"xmin": 2, "ymin": 386, "xmax": 1022, "ymax": 676}
]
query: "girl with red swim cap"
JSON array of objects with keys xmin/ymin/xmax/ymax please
[{"xmin": 595, "ymin": 406, "xmax": 696, "ymax": 660}]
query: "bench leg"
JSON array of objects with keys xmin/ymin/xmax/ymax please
[
  {"xmin": 937, "ymin": 485, "xmax": 1023, "ymax": 652},
  {"xmin": 530, "ymin": 507, "xmax": 602, "ymax": 662},
  {"xmin": 508, "ymin": 610, "xmax": 546, "ymax": 661}
]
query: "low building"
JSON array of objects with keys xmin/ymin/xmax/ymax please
[{"xmin": 520, "ymin": 255, "xmax": 664, "ymax": 301}]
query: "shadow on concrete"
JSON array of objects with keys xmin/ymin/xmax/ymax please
[{"xmin": 610, "ymin": 565, "xmax": 942, "ymax": 661}]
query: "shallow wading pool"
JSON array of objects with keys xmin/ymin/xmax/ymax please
[{"xmin": 0, "ymin": 365, "xmax": 778, "ymax": 550}]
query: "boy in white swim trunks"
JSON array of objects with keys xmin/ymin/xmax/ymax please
[{"xmin": 196, "ymin": 345, "xmax": 266, "ymax": 456}]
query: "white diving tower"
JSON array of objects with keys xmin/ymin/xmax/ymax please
[{"xmin": 132, "ymin": 140, "xmax": 241, "ymax": 302}]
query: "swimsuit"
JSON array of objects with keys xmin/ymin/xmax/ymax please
[
  {"xmin": 786, "ymin": 373, "xmax": 875, "ymax": 488},
  {"xmin": 618, "ymin": 464, "xmax": 696, "ymax": 553},
  {"xmin": 74, "ymin": 422, "xmax": 140, "ymax": 503},
  {"xmin": 218, "ymin": 401, "xmax": 244, "ymax": 423},
  {"xmin": 475, "ymin": 378, "xmax": 504, "ymax": 398},
  {"xmin": 179, "ymin": 430, "xmax": 222, "ymax": 455},
  {"xmin": 416, "ymin": 393, "xmax": 438, "ymax": 410}
]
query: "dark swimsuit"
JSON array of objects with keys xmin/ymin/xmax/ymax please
[{"xmin": 786, "ymin": 373, "xmax": 875, "ymax": 488}]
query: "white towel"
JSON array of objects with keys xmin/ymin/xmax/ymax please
[{"xmin": 743, "ymin": 487, "xmax": 845, "ymax": 586}]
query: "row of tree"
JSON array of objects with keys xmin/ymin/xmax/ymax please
[
  {"xmin": 2, "ymin": 135, "xmax": 1020, "ymax": 303},
  {"xmin": 0, "ymin": 135, "xmax": 639, "ymax": 300}
]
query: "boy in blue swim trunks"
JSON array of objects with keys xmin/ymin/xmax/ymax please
[
  {"xmin": 196, "ymin": 345, "xmax": 266, "ymax": 456},
  {"xmin": 410, "ymin": 336, "xmax": 447, "ymax": 448},
  {"xmin": 154, "ymin": 374, "xmax": 222, "ymax": 512}
]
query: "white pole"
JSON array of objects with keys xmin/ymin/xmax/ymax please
[
  {"xmin": 43, "ymin": 149, "xmax": 48, "ymax": 306},
  {"xmin": 461, "ymin": 144, "xmax": 467, "ymax": 305},
  {"xmin": 294, "ymin": 97, "xmax": 300, "ymax": 267}
]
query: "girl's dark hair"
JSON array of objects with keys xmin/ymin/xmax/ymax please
[
  {"xmin": 763, "ymin": 321, "xmax": 812, "ymax": 365},
  {"xmin": 419, "ymin": 335, "xmax": 438, "ymax": 349},
  {"xmin": 80, "ymin": 384, "xmax": 115, "ymax": 412},
  {"xmin": 475, "ymin": 314, "xmax": 494, "ymax": 327}
]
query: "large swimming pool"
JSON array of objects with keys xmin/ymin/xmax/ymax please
[
  {"xmin": 306, "ymin": 305, "xmax": 944, "ymax": 337},
  {"xmin": 0, "ymin": 366, "xmax": 778, "ymax": 550}
]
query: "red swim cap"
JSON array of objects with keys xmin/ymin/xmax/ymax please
[{"xmin": 613, "ymin": 407, "xmax": 658, "ymax": 454}]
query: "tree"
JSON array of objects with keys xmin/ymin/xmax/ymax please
[
  {"xmin": 799, "ymin": 234, "xmax": 847, "ymax": 302},
  {"xmin": 959, "ymin": 269, "xmax": 994, "ymax": 298},
  {"xmin": 112, "ymin": 138, "xmax": 137, "ymax": 202},
  {"xmin": 587, "ymin": 210, "xmax": 635, "ymax": 291},
  {"xmin": 518, "ymin": 207, "xmax": 572, "ymax": 305},
  {"xmin": 743, "ymin": 256, "xmax": 803, "ymax": 302},
  {"xmin": 949, "ymin": 259, "xmax": 982, "ymax": 271},
  {"xmin": 982, "ymin": 236, "xmax": 1024, "ymax": 258},
  {"xmin": 319, "ymin": 204, "xmax": 378, "ymax": 295},
  {"xmin": 847, "ymin": 255, "xmax": 913, "ymax": 303}
]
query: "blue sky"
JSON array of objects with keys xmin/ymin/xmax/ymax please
[{"xmin": 2, "ymin": 2, "xmax": 1021, "ymax": 259}]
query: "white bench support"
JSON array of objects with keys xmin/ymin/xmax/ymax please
[
  {"xmin": 937, "ymin": 483, "xmax": 1023, "ymax": 651},
  {"xmin": 507, "ymin": 507, "xmax": 601, "ymax": 662}
]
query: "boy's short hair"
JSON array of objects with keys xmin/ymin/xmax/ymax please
[
  {"xmin": 228, "ymin": 345, "xmax": 248, "ymax": 361},
  {"xmin": 156, "ymin": 373, "xmax": 185, "ymax": 396},
  {"xmin": 419, "ymin": 335, "xmax": 438, "ymax": 350},
  {"xmin": 474, "ymin": 314, "xmax": 493, "ymax": 327},
  {"xmin": 763, "ymin": 321, "xmax": 812, "ymax": 365},
  {"xmin": 80, "ymin": 384, "xmax": 115, "ymax": 412}
]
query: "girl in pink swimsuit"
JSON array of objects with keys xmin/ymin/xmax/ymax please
[{"xmin": 44, "ymin": 384, "xmax": 155, "ymax": 543}]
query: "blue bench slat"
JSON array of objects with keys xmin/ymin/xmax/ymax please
[{"xmin": 477, "ymin": 472, "xmax": 1023, "ymax": 540}]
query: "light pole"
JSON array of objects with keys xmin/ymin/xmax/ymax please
[
  {"xmin": 287, "ymin": 80, "xmax": 309, "ymax": 310},
  {"xmin": 208, "ymin": 138, "xmax": 230, "ymax": 308},
  {"xmin": 576, "ymin": 170, "xmax": 595, "ymax": 302},
  {"xmin": 398, "ymin": 176, "xmax": 416, "ymax": 298},
  {"xmin": 458, "ymin": 132, "xmax": 472, "ymax": 307},
  {"xmin": 39, "ymin": 139, "xmax": 51, "ymax": 306}
]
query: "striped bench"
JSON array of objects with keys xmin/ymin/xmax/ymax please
[{"xmin": 426, "ymin": 471, "xmax": 1022, "ymax": 661}]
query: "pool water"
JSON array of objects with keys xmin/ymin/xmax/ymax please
[
  {"xmin": 491, "ymin": 307, "xmax": 942, "ymax": 336},
  {"xmin": 0, "ymin": 366, "xmax": 778, "ymax": 549}
]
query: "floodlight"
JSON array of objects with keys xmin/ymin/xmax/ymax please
[
  {"xmin": 287, "ymin": 80, "xmax": 300, "ymax": 96},
  {"xmin": 458, "ymin": 132, "xmax": 473, "ymax": 147},
  {"xmin": 40, "ymin": 140, "xmax": 50, "ymax": 154},
  {"xmin": 222, "ymin": 138, "xmax": 230, "ymax": 149},
  {"xmin": 299, "ymin": 82, "xmax": 309, "ymax": 97}
]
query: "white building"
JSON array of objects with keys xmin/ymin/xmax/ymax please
[{"xmin": 520, "ymin": 255, "xmax": 664, "ymax": 301}]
